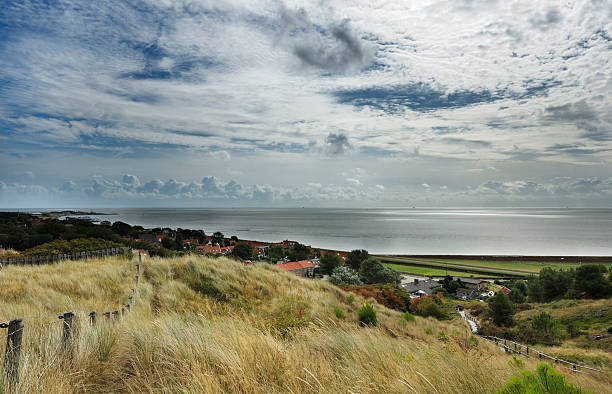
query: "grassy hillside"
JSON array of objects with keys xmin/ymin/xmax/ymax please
[{"xmin": 0, "ymin": 255, "xmax": 610, "ymax": 393}]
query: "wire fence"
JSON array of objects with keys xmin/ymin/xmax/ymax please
[
  {"xmin": 458, "ymin": 308, "xmax": 605, "ymax": 374},
  {"xmin": 0, "ymin": 247, "xmax": 132, "ymax": 269},
  {"xmin": 0, "ymin": 252, "xmax": 142, "ymax": 390}
]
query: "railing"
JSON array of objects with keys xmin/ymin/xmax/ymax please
[
  {"xmin": 0, "ymin": 253, "xmax": 142, "ymax": 389},
  {"xmin": 457, "ymin": 309, "xmax": 605, "ymax": 374},
  {"xmin": 0, "ymin": 247, "xmax": 131, "ymax": 268}
]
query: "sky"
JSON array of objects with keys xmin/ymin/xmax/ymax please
[{"xmin": 1, "ymin": 0, "xmax": 611, "ymax": 208}]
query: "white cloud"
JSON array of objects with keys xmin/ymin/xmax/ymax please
[{"xmin": 0, "ymin": 0, "xmax": 610, "ymax": 207}]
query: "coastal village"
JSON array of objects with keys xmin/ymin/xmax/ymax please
[
  {"xmin": 125, "ymin": 225, "xmax": 506, "ymax": 301},
  {"xmin": 0, "ymin": 211, "xmax": 512, "ymax": 301}
]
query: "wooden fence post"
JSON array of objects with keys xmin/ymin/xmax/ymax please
[
  {"xmin": 112, "ymin": 310, "xmax": 119, "ymax": 320},
  {"xmin": 103, "ymin": 312, "xmax": 111, "ymax": 321},
  {"xmin": 4, "ymin": 319, "xmax": 24, "ymax": 387},
  {"xmin": 61, "ymin": 312, "xmax": 74, "ymax": 349},
  {"xmin": 137, "ymin": 253, "xmax": 141, "ymax": 284},
  {"xmin": 89, "ymin": 312, "xmax": 97, "ymax": 325}
]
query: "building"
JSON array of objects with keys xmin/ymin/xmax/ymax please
[
  {"xmin": 277, "ymin": 260, "xmax": 315, "ymax": 277},
  {"xmin": 499, "ymin": 286, "xmax": 511, "ymax": 295},
  {"xmin": 457, "ymin": 288, "xmax": 477, "ymax": 299},
  {"xmin": 402, "ymin": 278, "xmax": 440, "ymax": 297},
  {"xmin": 453, "ymin": 276, "xmax": 489, "ymax": 291}
]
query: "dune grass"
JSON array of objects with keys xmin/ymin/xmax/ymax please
[{"xmin": 0, "ymin": 255, "xmax": 610, "ymax": 393}]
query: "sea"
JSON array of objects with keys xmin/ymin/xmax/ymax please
[{"xmin": 22, "ymin": 207, "xmax": 612, "ymax": 256}]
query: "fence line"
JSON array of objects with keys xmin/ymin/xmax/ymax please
[
  {"xmin": 1, "ymin": 252, "xmax": 143, "ymax": 389},
  {"xmin": 0, "ymin": 247, "xmax": 132, "ymax": 269},
  {"xmin": 457, "ymin": 308, "xmax": 605, "ymax": 374}
]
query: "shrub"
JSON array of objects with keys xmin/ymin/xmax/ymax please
[
  {"xmin": 346, "ymin": 294, "xmax": 355, "ymax": 304},
  {"xmin": 411, "ymin": 293, "xmax": 445, "ymax": 319},
  {"xmin": 403, "ymin": 312, "xmax": 415, "ymax": 322},
  {"xmin": 333, "ymin": 306, "xmax": 345, "ymax": 319},
  {"xmin": 437, "ymin": 331, "xmax": 449, "ymax": 342},
  {"xmin": 489, "ymin": 293, "xmax": 514, "ymax": 326},
  {"xmin": 424, "ymin": 327, "xmax": 432, "ymax": 335},
  {"xmin": 343, "ymin": 285, "xmax": 410, "ymax": 311},
  {"xmin": 358, "ymin": 303, "xmax": 377, "ymax": 326},
  {"xmin": 359, "ymin": 257, "xmax": 401, "ymax": 284},
  {"xmin": 495, "ymin": 363, "xmax": 591, "ymax": 394},
  {"xmin": 329, "ymin": 266, "xmax": 363, "ymax": 286}
]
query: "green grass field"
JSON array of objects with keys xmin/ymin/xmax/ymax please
[
  {"xmin": 418, "ymin": 259, "xmax": 612, "ymax": 273},
  {"xmin": 381, "ymin": 262, "xmax": 504, "ymax": 278}
]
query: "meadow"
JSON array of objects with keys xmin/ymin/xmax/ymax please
[{"xmin": 0, "ymin": 255, "xmax": 610, "ymax": 393}]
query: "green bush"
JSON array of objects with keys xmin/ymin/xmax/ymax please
[
  {"xmin": 358, "ymin": 303, "xmax": 377, "ymax": 326},
  {"xmin": 437, "ymin": 331, "xmax": 449, "ymax": 342},
  {"xmin": 403, "ymin": 312, "xmax": 415, "ymax": 322},
  {"xmin": 333, "ymin": 306, "xmax": 345, "ymax": 319},
  {"xmin": 346, "ymin": 294, "xmax": 355, "ymax": 304},
  {"xmin": 496, "ymin": 363, "xmax": 591, "ymax": 394}
]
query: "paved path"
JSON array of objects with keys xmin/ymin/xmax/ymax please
[
  {"xmin": 376, "ymin": 256, "xmax": 534, "ymax": 277},
  {"xmin": 458, "ymin": 310, "xmax": 478, "ymax": 333}
]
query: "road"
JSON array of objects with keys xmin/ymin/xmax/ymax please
[{"xmin": 374, "ymin": 255, "xmax": 535, "ymax": 277}]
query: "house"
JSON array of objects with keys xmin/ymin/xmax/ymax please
[
  {"xmin": 138, "ymin": 234, "xmax": 159, "ymax": 244},
  {"xmin": 402, "ymin": 278, "xmax": 440, "ymax": 297},
  {"xmin": 277, "ymin": 260, "xmax": 315, "ymax": 278},
  {"xmin": 453, "ymin": 276, "xmax": 489, "ymax": 291},
  {"xmin": 499, "ymin": 286, "xmax": 511, "ymax": 295},
  {"xmin": 219, "ymin": 245, "xmax": 234, "ymax": 255},
  {"xmin": 457, "ymin": 288, "xmax": 477, "ymax": 299},
  {"xmin": 197, "ymin": 244, "xmax": 222, "ymax": 254}
]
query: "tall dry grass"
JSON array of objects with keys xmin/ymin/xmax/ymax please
[{"xmin": 0, "ymin": 255, "xmax": 610, "ymax": 393}]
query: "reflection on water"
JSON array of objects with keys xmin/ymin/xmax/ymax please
[{"xmin": 28, "ymin": 208, "xmax": 612, "ymax": 255}]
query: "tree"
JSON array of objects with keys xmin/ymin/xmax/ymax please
[
  {"xmin": 527, "ymin": 275, "xmax": 543, "ymax": 302},
  {"xmin": 345, "ymin": 249, "xmax": 369, "ymax": 271},
  {"xmin": 212, "ymin": 231, "xmax": 224, "ymax": 245},
  {"xmin": 268, "ymin": 245, "xmax": 285, "ymax": 262},
  {"xmin": 111, "ymin": 221, "xmax": 132, "ymax": 236},
  {"xmin": 161, "ymin": 237, "xmax": 175, "ymax": 250},
  {"xmin": 531, "ymin": 312, "xmax": 554, "ymax": 334},
  {"xmin": 320, "ymin": 253, "xmax": 342, "ymax": 275},
  {"xmin": 447, "ymin": 280, "xmax": 461, "ymax": 294},
  {"xmin": 174, "ymin": 231, "xmax": 184, "ymax": 250},
  {"xmin": 359, "ymin": 257, "xmax": 401, "ymax": 285},
  {"xmin": 233, "ymin": 243, "xmax": 253, "ymax": 260},
  {"xmin": 329, "ymin": 266, "xmax": 362, "ymax": 286},
  {"xmin": 509, "ymin": 287, "xmax": 526, "ymax": 304},
  {"xmin": 288, "ymin": 243, "xmax": 311, "ymax": 261},
  {"xmin": 539, "ymin": 267, "xmax": 572, "ymax": 301},
  {"xmin": 489, "ymin": 293, "xmax": 514, "ymax": 326},
  {"xmin": 574, "ymin": 264, "xmax": 612, "ymax": 298}
]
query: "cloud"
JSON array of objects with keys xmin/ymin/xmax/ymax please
[
  {"xmin": 59, "ymin": 180, "xmax": 78, "ymax": 192},
  {"xmin": 279, "ymin": 8, "xmax": 374, "ymax": 73},
  {"xmin": 529, "ymin": 8, "xmax": 563, "ymax": 31},
  {"xmin": 326, "ymin": 132, "xmax": 352, "ymax": 155},
  {"xmin": 122, "ymin": 174, "xmax": 141, "ymax": 187}
]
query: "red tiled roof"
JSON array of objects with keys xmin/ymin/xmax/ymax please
[
  {"xmin": 499, "ymin": 286, "xmax": 511, "ymax": 295},
  {"xmin": 277, "ymin": 260, "xmax": 315, "ymax": 271}
]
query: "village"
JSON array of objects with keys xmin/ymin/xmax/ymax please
[{"xmin": 127, "ymin": 228, "xmax": 508, "ymax": 301}]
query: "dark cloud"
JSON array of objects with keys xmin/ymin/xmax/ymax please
[
  {"xmin": 279, "ymin": 8, "xmax": 373, "ymax": 73},
  {"xmin": 440, "ymin": 137, "xmax": 492, "ymax": 148},
  {"xmin": 326, "ymin": 132, "xmax": 352, "ymax": 155},
  {"xmin": 544, "ymin": 101, "xmax": 610, "ymax": 141}
]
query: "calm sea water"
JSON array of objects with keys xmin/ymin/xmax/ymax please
[{"xmin": 48, "ymin": 207, "xmax": 612, "ymax": 256}]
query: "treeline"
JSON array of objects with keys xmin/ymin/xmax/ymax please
[
  {"xmin": 476, "ymin": 264, "xmax": 612, "ymax": 346},
  {"xmin": 0, "ymin": 213, "xmax": 124, "ymax": 250},
  {"xmin": 22, "ymin": 238, "xmax": 124, "ymax": 256}
]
